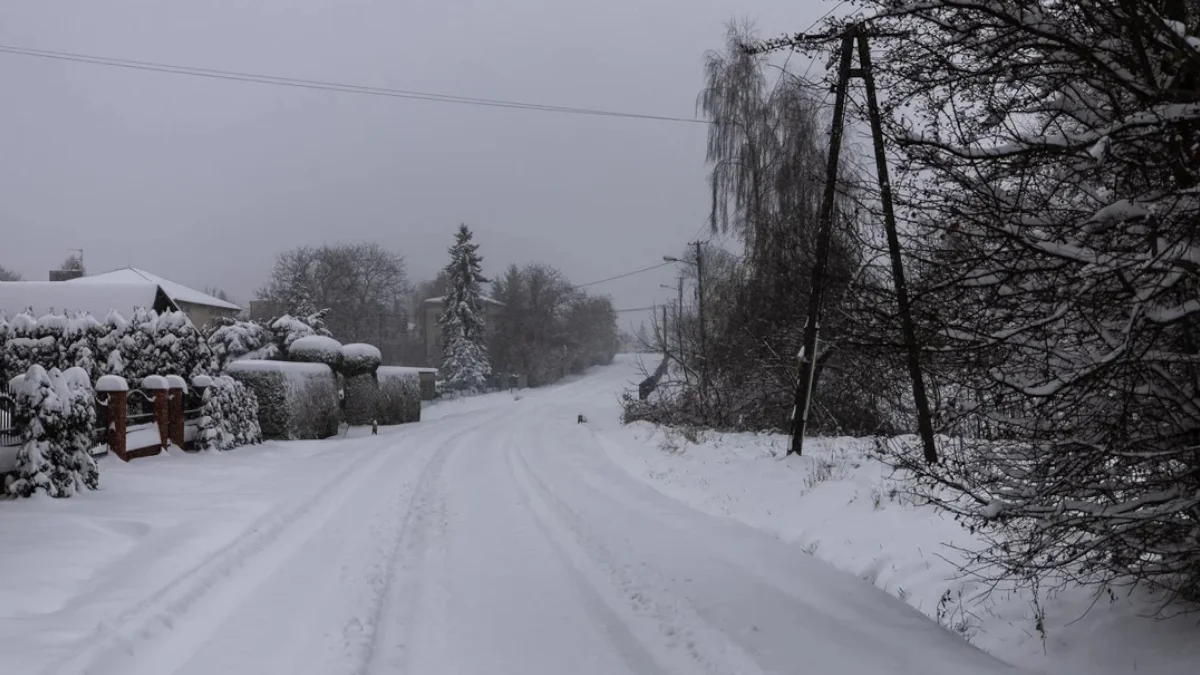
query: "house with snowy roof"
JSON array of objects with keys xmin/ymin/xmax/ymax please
[
  {"xmin": 0, "ymin": 280, "xmax": 177, "ymax": 325},
  {"xmin": 66, "ymin": 268, "xmax": 242, "ymax": 329},
  {"xmin": 0, "ymin": 267, "xmax": 241, "ymax": 330}
]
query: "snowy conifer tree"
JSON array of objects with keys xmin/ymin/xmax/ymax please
[
  {"xmin": 148, "ymin": 310, "xmax": 205, "ymax": 378},
  {"xmin": 438, "ymin": 224, "xmax": 491, "ymax": 391},
  {"xmin": 123, "ymin": 308, "xmax": 158, "ymax": 384},
  {"xmin": 2, "ymin": 313, "xmax": 39, "ymax": 384},
  {"xmin": 6, "ymin": 365, "xmax": 97, "ymax": 497},
  {"xmin": 60, "ymin": 366, "xmax": 98, "ymax": 491},
  {"xmin": 205, "ymin": 318, "xmax": 275, "ymax": 370},
  {"xmin": 33, "ymin": 314, "xmax": 68, "ymax": 371},
  {"xmin": 65, "ymin": 312, "xmax": 99, "ymax": 381},
  {"xmin": 196, "ymin": 375, "xmax": 262, "ymax": 450},
  {"xmin": 97, "ymin": 310, "xmax": 129, "ymax": 378}
]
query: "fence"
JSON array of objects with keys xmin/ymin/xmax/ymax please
[{"xmin": 0, "ymin": 390, "xmax": 18, "ymax": 448}]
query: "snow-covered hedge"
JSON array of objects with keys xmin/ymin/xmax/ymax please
[
  {"xmin": 0, "ymin": 308, "xmax": 210, "ymax": 390},
  {"xmin": 376, "ymin": 366, "xmax": 421, "ymax": 425},
  {"xmin": 196, "ymin": 375, "xmax": 262, "ymax": 451},
  {"xmin": 225, "ymin": 360, "xmax": 341, "ymax": 440},
  {"xmin": 343, "ymin": 373, "xmax": 380, "ymax": 426},
  {"xmin": 5, "ymin": 365, "xmax": 99, "ymax": 498},
  {"xmin": 340, "ymin": 343, "xmax": 381, "ymax": 378},
  {"xmin": 287, "ymin": 335, "xmax": 343, "ymax": 371}
]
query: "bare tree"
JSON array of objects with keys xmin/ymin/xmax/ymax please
[
  {"xmin": 0, "ymin": 265, "xmax": 21, "ymax": 282},
  {"xmin": 203, "ymin": 286, "xmax": 235, "ymax": 304},
  {"xmin": 257, "ymin": 243, "xmax": 411, "ymax": 360},
  {"xmin": 60, "ymin": 254, "xmax": 84, "ymax": 274},
  {"xmin": 624, "ymin": 22, "xmax": 885, "ymax": 433},
  {"xmin": 818, "ymin": 0, "xmax": 1200, "ymax": 609}
]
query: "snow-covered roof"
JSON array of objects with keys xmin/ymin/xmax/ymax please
[
  {"xmin": 68, "ymin": 267, "xmax": 241, "ymax": 311},
  {"xmin": 0, "ymin": 281, "xmax": 172, "ymax": 320},
  {"xmin": 423, "ymin": 295, "xmax": 505, "ymax": 307}
]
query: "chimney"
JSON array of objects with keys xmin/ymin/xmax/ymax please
[{"xmin": 49, "ymin": 270, "xmax": 84, "ymax": 282}]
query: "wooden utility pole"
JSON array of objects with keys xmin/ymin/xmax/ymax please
[
  {"xmin": 789, "ymin": 23, "xmax": 938, "ymax": 464},
  {"xmin": 694, "ymin": 241, "xmax": 708, "ymax": 408},
  {"xmin": 676, "ymin": 278, "xmax": 684, "ymax": 362}
]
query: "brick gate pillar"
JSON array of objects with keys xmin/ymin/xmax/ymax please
[{"xmin": 96, "ymin": 375, "xmax": 129, "ymax": 461}]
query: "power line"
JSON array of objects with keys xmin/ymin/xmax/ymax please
[
  {"xmin": 0, "ymin": 43, "xmax": 710, "ymax": 125},
  {"xmin": 576, "ymin": 261, "xmax": 673, "ymax": 288}
]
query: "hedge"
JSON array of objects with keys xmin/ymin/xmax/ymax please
[
  {"xmin": 377, "ymin": 367, "xmax": 421, "ymax": 425},
  {"xmin": 225, "ymin": 360, "xmax": 341, "ymax": 439}
]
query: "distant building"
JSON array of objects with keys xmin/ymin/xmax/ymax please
[
  {"xmin": 65, "ymin": 268, "xmax": 241, "ymax": 329},
  {"xmin": 422, "ymin": 295, "xmax": 504, "ymax": 365},
  {"xmin": 0, "ymin": 280, "xmax": 177, "ymax": 323}
]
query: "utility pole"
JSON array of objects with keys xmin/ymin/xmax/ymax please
[
  {"xmin": 661, "ymin": 305, "xmax": 669, "ymax": 355},
  {"xmin": 785, "ymin": 23, "xmax": 938, "ymax": 464},
  {"xmin": 676, "ymin": 278, "xmax": 684, "ymax": 362},
  {"xmin": 659, "ymin": 280, "xmax": 684, "ymax": 362},
  {"xmin": 694, "ymin": 241, "xmax": 707, "ymax": 409}
]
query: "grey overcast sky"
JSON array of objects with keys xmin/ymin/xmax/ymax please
[{"xmin": 0, "ymin": 0, "xmax": 832, "ymax": 330}]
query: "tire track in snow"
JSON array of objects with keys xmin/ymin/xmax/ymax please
[
  {"xmin": 41, "ymin": 423, "xmax": 453, "ymax": 675},
  {"xmin": 341, "ymin": 415, "xmax": 483, "ymax": 675},
  {"xmin": 505, "ymin": 438, "xmax": 768, "ymax": 675},
  {"xmin": 497, "ymin": 437, "xmax": 672, "ymax": 675}
]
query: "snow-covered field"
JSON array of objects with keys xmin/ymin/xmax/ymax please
[{"xmin": 0, "ymin": 355, "xmax": 1182, "ymax": 674}]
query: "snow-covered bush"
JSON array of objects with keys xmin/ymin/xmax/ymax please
[
  {"xmin": 288, "ymin": 335, "xmax": 343, "ymax": 371},
  {"xmin": 205, "ymin": 318, "xmax": 275, "ymax": 370},
  {"xmin": 196, "ymin": 375, "xmax": 262, "ymax": 451},
  {"xmin": 1, "ymin": 308, "xmax": 210, "ymax": 396},
  {"xmin": 5, "ymin": 365, "xmax": 98, "ymax": 498},
  {"xmin": 376, "ymin": 367, "xmax": 421, "ymax": 425},
  {"xmin": 226, "ymin": 360, "xmax": 340, "ymax": 440},
  {"xmin": 148, "ymin": 310, "xmax": 208, "ymax": 378},
  {"xmin": 270, "ymin": 313, "xmax": 331, "ymax": 353},
  {"xmin": 339, "ymin": 343, "xmax": 381, "ymax": 378},
  {"xmin": 97, "ymin": 310, "xmax": 129, "ymax": 379},
  {"xmin": 342, "ymin": 374, "xmax": 379, "ymax": 426},
  {"xmin": 0, "ymin": 312, "xmax": 39, "ymax": 384}
]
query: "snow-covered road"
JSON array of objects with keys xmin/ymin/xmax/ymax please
[{"xmin": 4, "ymin": 357, "xmax": 1022, "ymax": 675}]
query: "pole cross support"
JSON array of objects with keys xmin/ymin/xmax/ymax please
[{"xmin": 789, "ymin": 24, "xmax": 939, "ymax": 465}]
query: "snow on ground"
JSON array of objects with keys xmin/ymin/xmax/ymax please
[
  {"xmin": 599, "ymin": 392, "xmax": 1200, "ymax": 675},
  {"xmin": 1, "ymin": 355, "xmax": 1052, "ymax": 675}
]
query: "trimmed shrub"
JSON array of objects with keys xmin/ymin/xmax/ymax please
[
  {"xmin": 339, "ymin": 343, "xmax": 382, "ymax": 378},
  {"xmin": 377, "ymin": 366, "xmax": 422, "ymax": 425},
  {"xmin": 343, "ymin": 373, "xmax": 380, "ymax": 426},
  {"xmin": 226, "ymin": 360, "xmax": 341, "ymax": 440},
  {"xmin": 287, "ymin": 335, "xmax": 343, "ymax": 371}
]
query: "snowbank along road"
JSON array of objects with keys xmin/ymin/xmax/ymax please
[{"xmin": 6, "ymin": 356, "xmax": 1025, "ymax": 675}]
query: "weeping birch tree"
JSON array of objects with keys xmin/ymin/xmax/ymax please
[{"xmin": 652, "ymin": 22, "xmax": 894, "ymax": 432}]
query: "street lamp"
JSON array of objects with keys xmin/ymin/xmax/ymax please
[{"xmin": 663, "ymin": 255, "xmax": 696, "ymax": 266}]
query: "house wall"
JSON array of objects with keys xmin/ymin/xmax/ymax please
[{"xmin": 176, "ymin": 301, "xmax": 239, "ymax": 330}]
